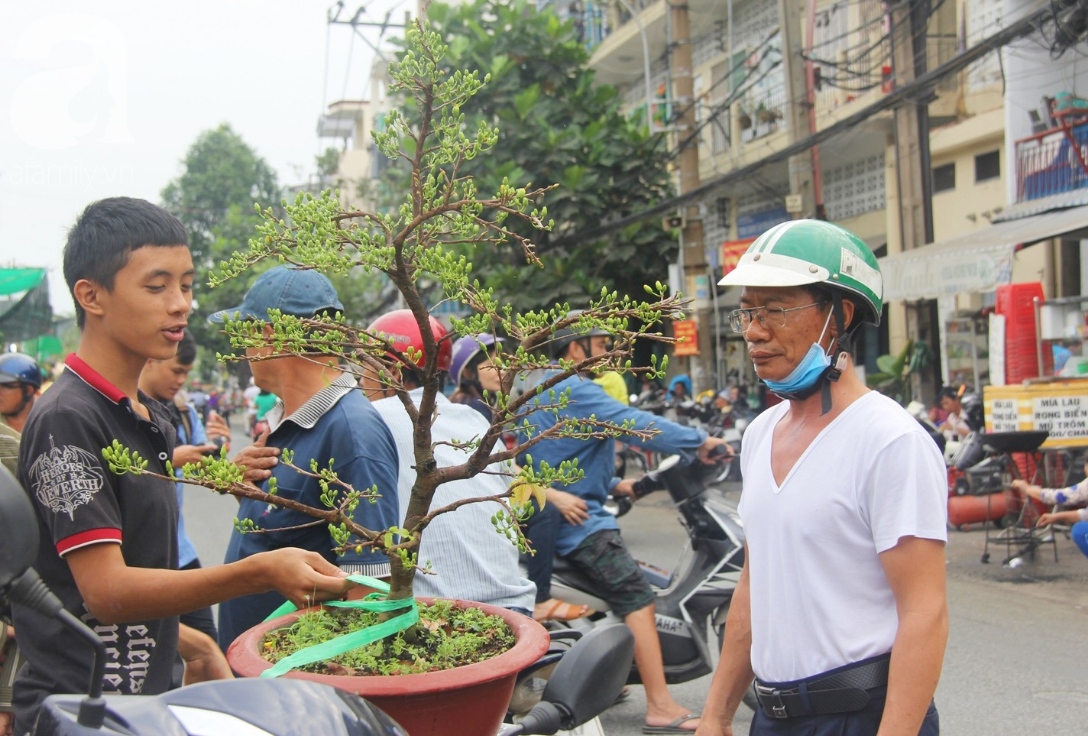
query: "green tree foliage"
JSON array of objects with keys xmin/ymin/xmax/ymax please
[
  {"xmin": 393, "ymin": 0, "xmax": 677, "ymax": 310},
  {"xmin": 316, "ymin": 146, "xmax": 342, "ymax": 179},
  {"xmin": 160, "ymin": 124, "xmax": 282, "ymax": 371},
  {"xmin": 139, "ymin": 21, "xmax": 688, "ymax": 604},
  {"xmin": 161, "ymin": 126, "xmax": 388, "ymax": 372}
]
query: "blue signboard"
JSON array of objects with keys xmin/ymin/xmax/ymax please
[{"xmin": 737, "ymin": 206, "xmax": 789, "ymax": 239}]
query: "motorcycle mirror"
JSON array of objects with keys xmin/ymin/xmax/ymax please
[
  {"xmin": 654, "ymin": 455, "xmax": 682, "ymax": 474},
  {"xmin": 538, "ymin": 624, "xmax": 634, "ymax": 729},
  {"xmin": 0, "ymin": 465, "xmax": 38, "ymax": 592}
]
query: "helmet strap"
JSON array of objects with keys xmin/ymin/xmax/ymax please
[
  {"xmin": 4, "ymin": 385, "xmax": 33, "ymax": 421},
  {"xmin": 461, "ymin": 365, "xmax": 485, "ymax": 398}
]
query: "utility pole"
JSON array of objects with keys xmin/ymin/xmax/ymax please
[
  {"xmin": 671, "ymin": 1, "xmax": 715, "ymax": 391},
  {"xmin": 891, "ymin": 0, "xmax": 936, "ymax": 401},
  {"xmin": 778, "ymin": 0, "xmax": 819, "ymax": 219}
]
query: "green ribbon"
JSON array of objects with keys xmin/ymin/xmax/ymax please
[{"xmin": 259, "ymin": 574, "xmax": 419, "ymax": 678}]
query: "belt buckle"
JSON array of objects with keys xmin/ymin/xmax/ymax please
[{"xmin": 754, "ymin": 683, "xmax": 789, "ymax": 719}]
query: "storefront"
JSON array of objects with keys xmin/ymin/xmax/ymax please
[{"xmin": 878, "ymin": 204, "xmax": 1088, "ymax": 390}]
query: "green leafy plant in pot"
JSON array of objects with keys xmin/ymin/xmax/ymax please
[{"xmin": 104, "ymin": 15, "xmax": 685, "ymax": 736}]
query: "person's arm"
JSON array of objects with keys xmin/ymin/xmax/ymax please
[
  {"xmin": 1018, "ymin": 476, "xmax": 1088, "ymax": 507},
  {"xmin": 177, "ymin": 623, "xmax": 233, "ymax": 685},
  {"xmin": 574, "ymin": 381, "xmax": 711, "ymax": 456},
  {"xmin": 1038, "ymin": 508, "xmax": 1086, "ymax": 527},
  {"xmin": 877, "ymin": 536, "xmax": 948, "ymax": 736},
  {"xmin": 173, "ymin": 443, "xmax": 219, "ymax": 466},
  {"xmin": 546, "ymin": 487, "xmax": 589, "ymax": 525},
  {"xmin": 203, "ymin": 412, "xmax": 231, "ymax": 444},
  {"xmin": 695, "ymin": 552, "xmax": 753, "ymax": 736},
  {"xmin": 64, "ymin": 543, "xmax": 352, "ymax": 625}
]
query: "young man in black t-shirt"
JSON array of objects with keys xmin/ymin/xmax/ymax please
[{"xmin": 9, "ymin": 197, "xmax": 354, "ymax": 733}]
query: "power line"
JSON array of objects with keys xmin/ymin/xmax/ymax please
[
  {"xmin": 537, "ymin": 2, "xmax": 1054, "ymax": 254},
  {"xmin": 662, "ymin": 0, "xmax": 953, "ymax": 162}
]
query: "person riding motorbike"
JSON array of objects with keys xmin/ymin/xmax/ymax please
[{"xmin": 518, "ymin": 310, "xmax": 731, "ymax": 734}]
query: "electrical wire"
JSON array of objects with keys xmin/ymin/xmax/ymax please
[
  {"xmin": 662, "ymin": 26, "xmax": 782, "ymax": 132},
  {"xmin": 660, "ymin": 0, "xmax": 959, "ymax": 161}
]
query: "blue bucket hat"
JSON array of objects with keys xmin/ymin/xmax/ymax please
[{"xmin": 207, "ymin": 266, "xmax": 344, "ymax": 323}]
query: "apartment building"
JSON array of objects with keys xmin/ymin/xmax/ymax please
[{"xmin": 548, "ymin": 0, "xmax": 1088, "ymax": 391}]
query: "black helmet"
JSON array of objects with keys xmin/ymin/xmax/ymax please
[
  {"xmin": 0, "ymin": 353, "xmax": 42, "ymax": 389},
  {"xmin": 549, "ymin": 309, "xmax": 611, "ymax": 359}
]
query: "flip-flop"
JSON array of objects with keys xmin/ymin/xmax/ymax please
[
  {"xmin": 642, "ymin": 713, "xmax": 700, "ymax": 734},
  {"xmin": 533, "ymin": 599, "xmax": 594, "ymax": 622}
]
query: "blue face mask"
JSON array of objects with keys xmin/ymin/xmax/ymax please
[{"xmin": 763, "ymin": 311, "xmax": 833, "ymax": 395}]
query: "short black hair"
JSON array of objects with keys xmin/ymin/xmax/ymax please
[
  {"xmin": 175, "ymin": 329, "xmax": 197, "ymax": 366},
  {"xmin": 936, "ymin": 386, "xmax": 960, "ymax": 403},
  {"xmin": 64, "ymin": 197, "xmax": 188, "ymax": 328},
  {"xmin": 400, "ymin": 366, "xmax": 427, "ymax": 390}
]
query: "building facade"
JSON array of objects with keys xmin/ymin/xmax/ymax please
[{"xmin": 551, "ymin": 0, "xmax": 1088, "ymax": 396}]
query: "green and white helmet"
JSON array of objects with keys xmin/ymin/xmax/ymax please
[{"xmin": 718, "ymin": 219, "xmax": 883, "ymax": 327}]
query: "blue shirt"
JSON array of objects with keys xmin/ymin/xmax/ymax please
[
  {"xmin": 518, "ymin": 372, "xmax": 706, "ymax": 554},
  {"xmin": 218, "ymin": 373, "xmax": 400, "ymax": 650},
  {"xmin": 173, "ymin": 402, "xmax": 205, "ymax": 568}
]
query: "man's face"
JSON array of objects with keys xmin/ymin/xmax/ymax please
[
  {"xmin": 475, "ymin": 351, "xmax": 502, "ymax": 394},
  {"xmin": 91, "ymin": 245, "xmax": 194, "ymax": 362},
  {"xmin": 939, "ymin": 396, "xmax": 961, "ymax": 414},
  {"xmin": 359, "ymin": 363, "xmax": 400, "ymax": 400},
  {"xmin": 738, "ymin": 286, "xmax": 834, "ymax": 383},
  {"xmin": 0, "ymin": 383, "xmax": 30, "ymax": 416},
  {"xmin": 141, "ymin": 356, "xmax": 193, "ymax": 402},
  {"xmin": 587, "ymin": 335, "xmax": 612, "ymax": 359},
  {"xmin": 245, "ymin": 324, "xmax": 278, "ymax": 391}
]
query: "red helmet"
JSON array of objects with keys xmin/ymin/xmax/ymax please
[{"xmin": 366, "ymin": 309, "xmax": 453, "ymax": 372}]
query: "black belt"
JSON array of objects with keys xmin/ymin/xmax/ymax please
[{"xmin": 754, "ymin": 654, "xmax": 890, "ymax": 720}]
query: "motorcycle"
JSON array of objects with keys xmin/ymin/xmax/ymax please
[
  {"xmin": 552, "ymin": 451, "xmax": 757, "ymax": 712},
  {"xmin": 0, "ymin": 468, "xmax": 631, "ymax": 736}
]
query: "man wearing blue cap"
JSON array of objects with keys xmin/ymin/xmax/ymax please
[{"xmin": 211, "ymin": 266, "xmax": 401, "ymax": 652}]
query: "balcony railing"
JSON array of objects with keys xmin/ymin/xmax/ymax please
[
  {"xmin": 1014, "ymin": 118, "xmax": 1088, "ymax": 202},
  {"xmin": 739, "ymin": 81, "xmax": 788, "ymax": 143}
]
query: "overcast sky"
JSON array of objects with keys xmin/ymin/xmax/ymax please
[{"xmin": 1, "ymin": 0, "xmax": 404, "ymax": 316}]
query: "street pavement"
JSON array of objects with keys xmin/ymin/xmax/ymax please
[{"xmin": 183, "ymin": 433, "xmax": 1088, "ymax": 735}]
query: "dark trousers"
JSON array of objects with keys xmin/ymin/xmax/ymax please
[
  {"xmin": 751, "ymin": 687, "xmax": 939, "ymax": 735},
  {"xmin": 522, "ymin": 498, "xmax": 560, "ymax": 603}
]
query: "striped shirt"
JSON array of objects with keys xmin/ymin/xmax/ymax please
[{"xmin": 372, "ymin": 389, "xmax": 535, "ymax": 611}]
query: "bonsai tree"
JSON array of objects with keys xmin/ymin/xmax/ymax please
[{"xmin": 107, "ymin": 18, "xmax": 685, "ymax": 607}]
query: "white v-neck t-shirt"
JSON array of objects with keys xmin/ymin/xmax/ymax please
[{"xmin": 738, "ymin": 390, "xmax": 947, "ymax": 683}]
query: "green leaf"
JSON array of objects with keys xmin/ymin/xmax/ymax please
[{"xmin": 514, "ymin": 84, "xmax": 540, "ymax": 121}]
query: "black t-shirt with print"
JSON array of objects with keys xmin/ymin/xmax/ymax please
[{"xmin": 10, "ymin": 356, "xmax": 178, "ymax": 731}]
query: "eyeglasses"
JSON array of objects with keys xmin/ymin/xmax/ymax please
[{"xmin": 727, "ymin": 302, "xmax": 826, "ymax": 333}]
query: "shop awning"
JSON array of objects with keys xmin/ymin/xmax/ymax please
[{"xmin": 879, "ymin": 204, "xmax": 1088, "ymax": 302}]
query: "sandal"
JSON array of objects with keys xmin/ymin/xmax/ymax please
[
  {"xmin": 642, "ymin": 713, "xmax": 700, "ymax": 734},
  {"xmin": 533, "ymin": 598, "xmax": 594, "ymax": 622}
]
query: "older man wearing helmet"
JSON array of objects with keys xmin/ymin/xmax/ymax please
[{"xmin": 697, "ymin": 221, "xmax": 947, "ymax": 736}]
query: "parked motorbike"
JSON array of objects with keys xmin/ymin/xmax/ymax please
[
  {"xmin": 501, "ymin": 625, "xmax": 633, "ymax": 736},
  {"xmin": 0, "ymin": 468, "xmax": 629, "ymax": 736},
  {"xmin": 549, "ymin": 451, "xmax": 756, "ymax": 711}
]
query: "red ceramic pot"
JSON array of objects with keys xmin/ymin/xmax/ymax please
[{"xmin": 227, "ymin": 597, "xmax": 549, "ymax": 736}]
